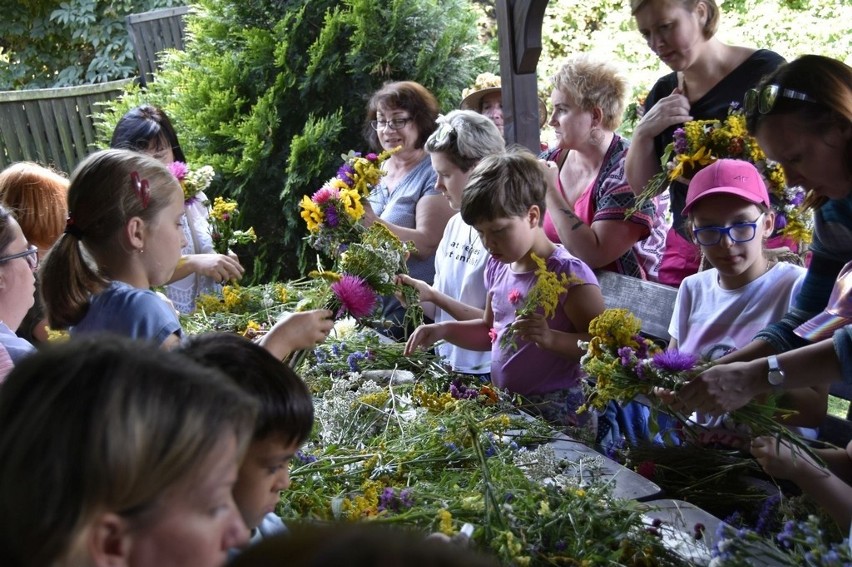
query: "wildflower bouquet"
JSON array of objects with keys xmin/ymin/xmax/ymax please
[
  {"xmin": 283, "ymin": 332, "xmax": 684, "ymax": 566},
  {"xmin": 580, "ymin": 308, "xmax": 816, "ymax": 457},
  {"xmin": 497, "ymin": 253, "xmax": 582, "ymax": 352},
  {"xmin": 208, "ymin": 196, "xmax": 257, "ymax": 254},
  {"xmin": 300, "ymin": 148, "xmax": 398, "ymax": 258},
  {"xmin": 167, "ymin": 161, "xmax": 215, "ymax": 204},
  {"xmin": 631, "ymin": 106, "xmax": 812, "ymax": 244}
]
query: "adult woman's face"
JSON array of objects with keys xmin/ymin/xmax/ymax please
[
  {"xmin": 756, "ymin": 113, "xmax": 852, "ymax": 201},
  {"xmin": 549, "ymin": 89, "xmax": 595, "ymax": 150},
  {"xmin": 0, "ymin": 218, "xmax": 36, "ymax": 331},
  {"xmin": 634, "ymin": 1, "xmax": 707, "ymax": 72},
  {"xmin": 480, "ymin": 92, "xmax": 504, "ymax": 130},
  {"xmin": 125, "ymin": 433, "xmax": 249, "ymax": 567},
  {"xmin": 375, "ymin": 105, "xmax": 420, "ymax": 154},
  {"xmin": 431, "ymin": 151, "xmax": 471, "ymax": 211}
]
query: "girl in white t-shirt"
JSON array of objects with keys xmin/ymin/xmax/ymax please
[
  {"xmin": 669, "ymin": 159, "xmax": 822, "ymax": 447},
  {"xmin": 397, "ymin": 110, "xmax": 504, "ymax": 376}
]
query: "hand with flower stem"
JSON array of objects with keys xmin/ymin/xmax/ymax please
[
  {"xmin": 751, "ymin": 435, "xmax": 852, "ymax": 532},
  {"xmin": 395, "ymin": 274, "xmax": 484, "ymax": 322},
  {"xmin": 170, "ymin": 253, "xmax": 245, "ymax": 284},
  {"xmin": 511, "ymin": 312, "xmax": 556, "ymax": 351},
  {"xmin": 258, "ymin": 309, "xmax": 334, "ymax": 361}
]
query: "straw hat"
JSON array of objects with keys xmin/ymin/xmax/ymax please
[{"xmin": 460, "ymin": 72, "xmax": 548, "ymax": 127}]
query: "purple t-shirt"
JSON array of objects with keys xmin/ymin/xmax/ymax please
[{"xmin": 486, "ymin": 245, "xmax": 597, "ymax": 395}]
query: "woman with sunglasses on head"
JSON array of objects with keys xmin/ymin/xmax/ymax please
[
  {"xmin": 625, "ymin": 0, "xmax": 784, "ymax": 287},
  {"xmin": 362, "ymin": 81, "xmax": 455, "ymax": 339},
  {"xmin": 0, "ymin": 203, "xmax": 40, "ymax": 381},
  {"xmin": 397, "ymin": 110, "xmax": 505, "ymax": 377},
  {"xmin": 663, "ymin": 55, "xmax": 852, "ymax": 419}
]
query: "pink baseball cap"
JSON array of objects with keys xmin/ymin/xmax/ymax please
[
  {"xmin": 795, "ymin": 260, "xmax": 852, "ymax": 341},
  {"xmin": 681, "ymin": 159, "xmax": 771, "ymax": 216}
]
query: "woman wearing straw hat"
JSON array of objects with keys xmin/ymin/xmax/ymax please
[{"xmin": 460, "ymin": 72, "xmax": 548, "ymax": 134}]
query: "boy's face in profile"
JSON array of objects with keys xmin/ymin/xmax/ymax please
[
  {"xmin": 473, "ymin": 207, "xmax": 538, "ymax": 265},
  {"xmin": 232, "ymin": 435, "xmax": 301, "ymax": 530}
]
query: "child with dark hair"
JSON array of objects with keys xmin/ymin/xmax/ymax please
[{"xmin": 179, "ymin": 332, "xmax": 314, "ymax": 550}]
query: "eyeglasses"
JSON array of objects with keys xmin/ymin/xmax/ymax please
[
  {"xmin": 692, "ymin": 214, "xmax": 764, "ymax": 247},
  {"xmin": 0, "ymin": 245, "xmax": 39, "ymax": 270},
  {"xmin": 744, "ymin": 84, "xmax": 817, "ymax": 116},
  {"xmin": 370, "ymin": 117, "xmax": 413, "ymax": 131}
]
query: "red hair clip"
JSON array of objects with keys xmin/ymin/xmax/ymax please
[{"xmin": 130, "ymin": 171, "xmax": 150, "ymax": 209}]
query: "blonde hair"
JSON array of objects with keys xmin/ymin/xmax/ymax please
[
  {"xmin": 551, "ymin": 55, "xmax": 628, "ymax": 131},
  {"xmin": 0, "ymin": 335, "xmax": 257, "ymax": 567},
  {"xmin": 0, "ymin": 162, "xmax": 68, "ymax": 251},
  {"xmin": 39, "ymin": 149, "xmax": 180, "ymax": 329},
  {"xmin": 631, "ymin": 0, "xmax": 719, "ymax": 39}
]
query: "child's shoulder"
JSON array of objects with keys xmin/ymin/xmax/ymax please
[{"xmin": 546, "ymin": 246, "xmax": 597, "ymax": 284}]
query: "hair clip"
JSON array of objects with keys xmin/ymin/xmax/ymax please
[
  {"xmin": 130, "ymin": 171, "xmax": 150, "ymax": 209},
  {"xmin": 64, "ymin": 216, "xmax": 84, "ymax": 239}
]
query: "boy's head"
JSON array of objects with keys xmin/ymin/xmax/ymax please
[
  {"xmin": 180, "ymin": 333, "xmax": 314, "ymax": 531},
  {"xmin": 682, "ymin": 159, "xmax": 770, "ymax": 217},
  {"xmin": 460, "ymin": 148, "xmax": 546, "ymax": 227}
]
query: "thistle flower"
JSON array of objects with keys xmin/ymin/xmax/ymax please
[
  {"xmin": 168, "ymin": 160, "xmax": 188, "ymax": 179},
  {"xmin": 331, "ymin": 274, "xmax": 377, "ymax": 318},
  {"xmin": 651, "ymin": 349, "xmax": 698, "ymax": 373}
]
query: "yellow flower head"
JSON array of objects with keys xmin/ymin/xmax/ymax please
[
  {"xmin": 437, "ymin": 509, "xmax": 454, "ymax": 535},
  {"xmin": 588, "ymin": 308, "xmax": 642, "ymax": 349},
  {"xmin": 300, "ymin": 195, "xmax": 324, "ymax": 233},
  {"xmin": 210, "ymin": 196, "xmax": 239, "ymax": 222}
]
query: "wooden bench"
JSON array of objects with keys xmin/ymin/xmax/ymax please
[
  {"xmin": 126, "ymin": 6, "xmax": 191, "ymax": 87},
  {"xmin": 595, "ymin": 270, "xmax": 677, "ymax": 345},
  {"xmin": 0, "ymin": 79, "xmax": 134, "ymax": 174}
]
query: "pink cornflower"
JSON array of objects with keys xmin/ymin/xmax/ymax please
[
  {"xmin": 508, "ymin": 289, "xmax": 522, "ymax": 305},
  {"xmin": 488, "ymin": 327, "xmax": 498, "ymax": 343},
  {"xmin": 168, "ymin": 161, "xmax": 188, "ymax": 180},
  {"xmin": 311, "ymin": 186, "xmax": 340, "ymax": 205},
  {"xmin": 331, "ymin": 274, "xmax": 377, "ymax": 319}
]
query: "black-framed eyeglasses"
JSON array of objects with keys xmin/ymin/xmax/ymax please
[
  {"xmin": 692, "ymin": 214, "xmax": 764, "ymax": 247},
  {"xmin": 744, "ymin": 84, "xmax": 817, "ymax": 116},
  {"xmin": 370, "ymin": 117, "xmax": 413, "ymax": 131},
  {"xmin": 0, "ymin": 245, "xmax": 38, "ymax": 270}
]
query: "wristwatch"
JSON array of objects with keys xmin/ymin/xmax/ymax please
[{"xmin": 767, "ymin": 355, "xmax": 785, "ymax": 387}]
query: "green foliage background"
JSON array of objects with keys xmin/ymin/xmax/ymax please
[
  {"xmin": 95, "ymin": 0, "xmax": 487, "ymax": 282},
  {"xmin": 0, "ymin": 0, "xmax": 183, "ymax": 89}
]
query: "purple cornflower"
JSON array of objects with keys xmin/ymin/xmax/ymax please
[
  {"xmin": 791, "ymin": 190, "xmax": 805, "ymax": 206},
  {"xmin": 325, "ymin": 206, "xmax": 340, "ymax": 228},
  {"xmin": 449, "ymin": 378, "xmax": 478, "ymax": 400},
  {"xmin": 673, "ymin": 128, "xmax": 688, "ymax": 154},
  {"xmin": 617, "ymin": 346, "xmax": 634, "ymax": 367},
  {"xmin": 652, "ymin": 350, "xmax": 698, "ymax": 373},
  {"xmin": 633, "ymin": 335, "xmax": 650, "ymax": 359},
  {"xmin": 755, "ymin": 493, "xmax": 780, "ymax": 535},
  {"xmin": 378, "ymin": 487, "xmax": 396, "ymax": 511},
  {"xmin": 294, "ymin": 450, "xmax": 317, "ymax": 464},
  {"xmin": 399, "ymin": 488, "xmax": 414, "ymax": 509},
  {"xmin": 774, "ymin": 213, "xmax": 787, "ymax": 231},
  {"xmin": 347, "ymin": 351, "xmax": 368, "ymax": 372},
  {"xmin": 336, "ymin": 163, "xmax": 356, "ymax": 186}
]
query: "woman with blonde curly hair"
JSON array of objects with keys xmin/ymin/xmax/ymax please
[{"xmin": 540, "ymin": 55, "xmax": 668, "ymax": 282}]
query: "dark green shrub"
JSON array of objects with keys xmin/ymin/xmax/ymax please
[{"xmin": 98, "ymin": 0, "xmax": 488, "ymax": 282}]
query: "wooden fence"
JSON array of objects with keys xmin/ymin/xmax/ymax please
[
  {"xmin": 126, "ymin": 5, "xmax": 191, "ymax": 87},
  {"xmin": 0, "ymin": 79, "xmax": 134, "ymax": 174}
]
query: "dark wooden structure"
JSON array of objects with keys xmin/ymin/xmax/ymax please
[
  {"xmin": 495, "ymin": 0, "xmax": 548, "ymax": 153},
  {"xmin": 0, "ymin": 79, "xmax": 134, "ymax": 174},
  {"xmin": 126, "ymin": 5, "xmax": 191, "ymax": 87}
]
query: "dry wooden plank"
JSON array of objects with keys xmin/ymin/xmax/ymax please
[{"xmin": 595, "ymin": 270, "xmax": 677, "ymax": 343}]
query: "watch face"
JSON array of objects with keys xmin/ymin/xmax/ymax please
[{"xmin": 768, "ymin": 370, "xmax": 785, "ymax": 386}]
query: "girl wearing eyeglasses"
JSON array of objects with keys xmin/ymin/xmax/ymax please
[
  {"xmin": 665, "ymin": 159, "xmax": 819, "ymax": 447},
  {"xmin": 665, "ymin": 55, "xmax": 852, "ymax": 424},
  {"xmin": 0, "ymin": 203, "xmax": 38, "ymax": 380},
  {"xmin": 625, "ymin": 0, "xmax": 785, "ymax": 287}
]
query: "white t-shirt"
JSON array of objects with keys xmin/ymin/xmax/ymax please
[
  {"xmin": 670, "ymin": 262, "xmax": 812, "ymax": 446},
  {"xmin": 431, "ymin": 214, "xmax": 491, "ymax": 374}
]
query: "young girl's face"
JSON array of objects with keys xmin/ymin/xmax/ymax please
[
  {"xmin": 690, "ymin": 194, "xmax": 774, "ymax": 288},
  {"xmin": 634, "ymin": 0, "xmax": 707, "ymax": 72},
  {"xmin": 474, "ymin": 207, "xmax": 538, "ymax": 266},
  {"xmin": 125, "ymin": 432, "xmax": 249, "ymax": 567},
  {"xmin": 431, "ymin": 151, "xmax": 472, "ymax": 210},
  {"xmin": 142, "ymin": 182, "xmax": 187, "ymax": 287},
  {"xmin": 232, "ymin": 435, "xmax": 300, "ymax": 532}
]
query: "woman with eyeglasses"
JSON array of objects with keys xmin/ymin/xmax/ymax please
[
  {"xmin": 397, "ymin": 110, "xmax": 504, "ymax": 377},
  {"xmin": 625, "ymin": 0, "xmax": 784, "ymax": 287},
  {"xmin": 0, "ymin": 203, "xmax": 39, "ymax": 380},
  {"xmin": 540, "ymin": 55, "xmax": 668, "ymax": 282},
  {"xmin": 664, "ymin": 55, "xmax": 852, "ymax": 417},
  {"xmin": 362, "ymin": 81, "xmax": 455, "ymax": 339}
]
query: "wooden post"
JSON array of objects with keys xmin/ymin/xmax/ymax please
[{"xmin": 495, "ymin": 0, "xmax": 548, "ymax": 153}]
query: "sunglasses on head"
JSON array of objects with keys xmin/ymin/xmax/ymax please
[
  {"xmin": 744, "ymin": 84, "xmax": 817, "ymax": 116},
  {"xmin": 432, "ymin": 121, "xmax": 457, "ymax": 146}
]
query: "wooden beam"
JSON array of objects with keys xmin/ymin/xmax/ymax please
[{"xmin": 496, "ymin": 0, "xmax": 548, "ymax": 152}]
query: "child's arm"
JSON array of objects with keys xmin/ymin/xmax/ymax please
[
  {"xmin": 777, "ymin": 384, "xmax": 829, "ymax": 428},
  {"xmin": 513, "ymin": 283, "xmax": 604, "ymax": 360},
  {"xmin": 405, "ymin": 294, "xmax": 494, "ymax": 355},
  {"xmin": 752, "ymin": 436, "xmax": 852, "ymax": 532},
  {"xmin": 170, "ymin": 253, "xmax": 245, "ymax": 284},
  {"xmin": 259, "ymin": 309, "xmax": 334, "ymax": 360},
  {"xmin": 397, "ymin": 274, "xmax": 484, "ymax": 322}
]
